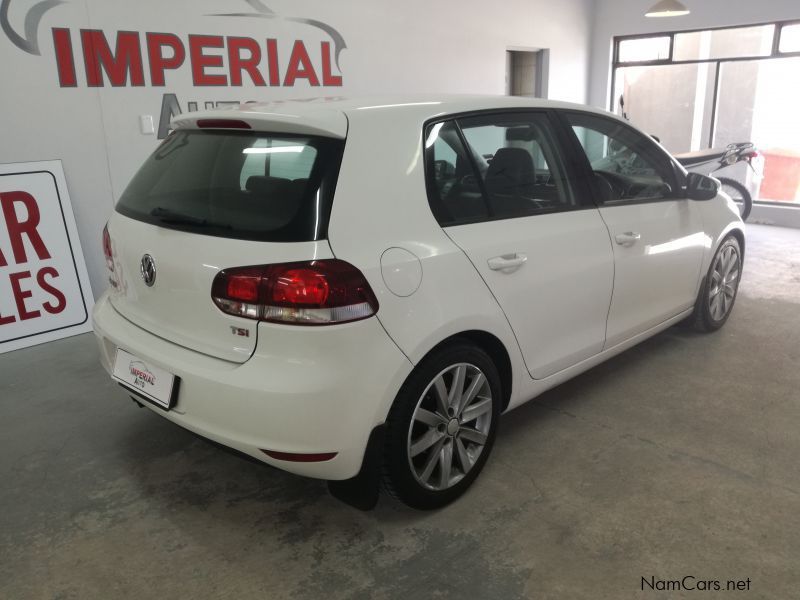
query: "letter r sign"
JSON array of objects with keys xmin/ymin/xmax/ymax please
[{"xmin": 0, "ymin": 161, "xmax": 94, "ymax": 353}]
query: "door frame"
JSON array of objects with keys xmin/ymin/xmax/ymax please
[{"xmin": 506, "ymin": 47, "xmax": 550, "ymax": 99}]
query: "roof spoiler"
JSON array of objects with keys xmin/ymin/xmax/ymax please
[{"xmin": 172, "ymin": 105, "xmax": 348, "ymax": 139}]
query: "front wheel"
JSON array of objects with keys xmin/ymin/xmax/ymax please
[
  {"xmin": 691, "ymin": 235, "xmax": 742, "ymax": 332},
  {"xmin": 718, "ymin": 177, "xmax": 752, "ymax": 222},
  {"xmin": 382, "ymin": 342, "xmax": 501, "ymax": 509}
]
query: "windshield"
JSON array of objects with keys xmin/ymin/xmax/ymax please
[{"xmin": 116, "ymin": 130, "xmax": 344, "ymax": 242}]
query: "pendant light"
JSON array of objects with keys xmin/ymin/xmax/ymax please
[{"xmin": 645, "ymin": 0, "xmax": 690, "ymax": 17}]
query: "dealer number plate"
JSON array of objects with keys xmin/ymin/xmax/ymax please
[{"xmin": 112, "ymin": 349, "xmax": 177, "ymax": 410}]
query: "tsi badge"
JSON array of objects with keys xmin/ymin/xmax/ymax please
[{"xmin": 140, "ymin": 254, "xmax": 156, "ymax": 287}]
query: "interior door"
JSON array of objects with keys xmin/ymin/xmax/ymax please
[
  {"xmin": 563, "ymin": 111, "xmax": 705, "ymax": 347},
  {"xmin": 425, "ymin": 113, "xmax": 614, "ymax": 379}
]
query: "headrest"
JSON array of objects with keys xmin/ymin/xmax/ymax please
[
  {"xmin": 505, "ymin": 126, "xmax": 537, "ymax": 142},
  {"xmin": 487, "ymin": 148, "xmax": 535, "ymax": 181},
  {"xmin": 245, "ymin": 176, "xmax": 291, "ymax": 196}
]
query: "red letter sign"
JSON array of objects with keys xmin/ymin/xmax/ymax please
[{"xmin": 0, "ymin": 162, "xmax": 94, "ymax": 353}]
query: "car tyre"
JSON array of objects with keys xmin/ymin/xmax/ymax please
[
  {"xmin": 382, "ymin": 341, "xmax": 501, "ymax": 510},
  {"xmin": 691, "ymin": 235, "xmax": 742, "ymax": 333}
]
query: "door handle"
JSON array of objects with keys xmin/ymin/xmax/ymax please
[
  {"xmin": 615, "ymin": 232, "xmax": 641, "ymax": 247},
  {"xmin": 487, "ymin": 253, "xmax": 527, "ymax": 271}
]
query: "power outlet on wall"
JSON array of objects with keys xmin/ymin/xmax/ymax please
[{"xmin": 139, "ymin": 115, "xmax": 155, "ymax": 135}]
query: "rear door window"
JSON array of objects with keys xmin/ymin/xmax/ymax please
[
  {"xmin": 458, "ymin": 113, "xmax": 577, "ymax": 218},
  {"xmin": 117, "ymin": 130, "xmax": 343, "ymax": 242},
  {"xmin": 425, "ymin": 121, "xmax": 490, "ymax": 225},
  {"xmin": 424, "ymin": 112, "xmax": 584, "ymax": 226}
]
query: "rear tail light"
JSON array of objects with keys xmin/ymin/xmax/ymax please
[
  {"xmin": 102, "ymin": 224, "xmax": 114, "ymax": 272},
  {"xmin": 211, "ymin": 260, "xmax": 379, "ymax": 325}
]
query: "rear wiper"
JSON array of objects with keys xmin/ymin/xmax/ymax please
[
  {"xmin": 150, "ymin": 207, "xmax": 230, "ymax": 229},
  {"xmin": 150, "ymin": 207, "xmax": 207, "ymax": 225}
]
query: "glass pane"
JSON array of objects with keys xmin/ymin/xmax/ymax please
[
  {"xmin": 618, "ymin": 36, "xmax": 670, "ymax": 62},
  {"xmin": 424, "ymin": 121, "xmax": 490, "ymax": 226},
  {"xmin": 458, "ymin": 114, "xmax": 577, "ymax": 218},
  {"xmin": 238, "ymin": 139, "xmax": 318, "ymax": 188},
  {"xmin": 673, "ymin": 25, "xmax": 775, "ymax": 60},
  {"xmin": 118, "ymin": 131, "xmax": 342, "ymax": 241},
  {"xmin": 566, "ymin": 113, "xmax": 676, "ymax": 202},
  {"xmin": 779, "ymin": 23, "xmax": 800, "ymax": 53},
  {"xmin": 612, "ymin": 63, "xmax": 716, "ymax": 154},
  {"xmin": 715, "ymin": 57, "xmax": 800, "ymax": 204}
]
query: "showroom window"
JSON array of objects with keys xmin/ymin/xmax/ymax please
[
  {"xmin": 424, "ymin": 113, "xmax": 579, "ymax": 226},
  {"xmin": 611, "ymin": 20, "xmax": 800, "ymax": 206},
  {"xmin": 779, "ymin": 23, "xmax": 800, "ymax": 53}
]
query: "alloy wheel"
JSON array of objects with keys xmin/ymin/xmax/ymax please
[
  {"xmin": 406, "ymin": 363, "xmax": 493, "ymax": 491},
  {"xmin": 708, "ymin": 243, "xmax": 740, "ymax": 321}
]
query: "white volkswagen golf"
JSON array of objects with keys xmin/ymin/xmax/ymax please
[{"xmin": 93, "ymin": 96, "xmax": 744, "ymax": 509}]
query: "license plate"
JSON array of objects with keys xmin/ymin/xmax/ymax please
[{"xmin": 112, "ymin": 349, "xmax": 178, "ymax": 410}]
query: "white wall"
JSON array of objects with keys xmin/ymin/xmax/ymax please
[
  {"xmin": 588, "ymin": 0, "xmax": 800, "ymax": 109},
  {"xmin": 0, "ymin": 0, "xmax": 593, "ymax": 298}
]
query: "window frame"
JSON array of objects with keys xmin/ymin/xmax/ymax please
[
  {"xmin": 612, "ymin": 19, "xmax": 800, "ymax": 68},
  {"xmin": 555, "ymin": 109, "xmax": 686, "ymax": 207},
  {"xmin": 611, "ymin": 19, "xmax": 800, "ymax": 149},
  {"xmin": 422, "ymin": 109, "xmax": 597, "ymax": 228}
]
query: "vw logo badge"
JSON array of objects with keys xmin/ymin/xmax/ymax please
[{"xmin": 140, "ymin": 254, "xmax": 156, "ymax": 287}]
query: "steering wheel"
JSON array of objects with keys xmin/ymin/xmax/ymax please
[
  {"xmin": 459, "ymin": 174, "xmax": 480, "ymax": 187},
  {"xmin": 594, "ymin": 170, "xmax": 628, "ymax": 200}
]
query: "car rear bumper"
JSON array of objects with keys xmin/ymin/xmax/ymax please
[{"xmin": 92, "ymin": 293, "xmax": 413, "ymax": 480}]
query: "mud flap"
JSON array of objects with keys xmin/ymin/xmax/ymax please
[{"xmin": 327, "ymin": 424, "xmax": 385, "ymax": 511}]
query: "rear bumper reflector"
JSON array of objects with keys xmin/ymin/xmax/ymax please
[{"xmin": 261, "ymin": 450, "xmax": 338, "ymax": 462}]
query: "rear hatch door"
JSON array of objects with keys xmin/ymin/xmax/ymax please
[{"xmin": 106, "ymin": 125, "xmax": 344, "ymax": 363}]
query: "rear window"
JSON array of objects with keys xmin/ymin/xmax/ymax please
[{"xmin": 116, "ymin": 130, "xmax": 344, "ymax": 242}]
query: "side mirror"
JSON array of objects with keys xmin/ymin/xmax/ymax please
[{"xmin": 686, "ymin": 172, "xmax": 719, "ymax": 201}]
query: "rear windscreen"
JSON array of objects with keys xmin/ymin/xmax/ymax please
[{"xmin": 116, "ymin": 130, "xmax": 344, "ymax": 241}]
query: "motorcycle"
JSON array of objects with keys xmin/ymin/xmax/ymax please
[{"xmin": 674, "ymin": 142, "xmax": 762, "ymax": 222}]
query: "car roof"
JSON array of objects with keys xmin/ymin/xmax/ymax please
[{"xmin": 171, "ymin": 95, "xmax": 615, "ymax": 139}]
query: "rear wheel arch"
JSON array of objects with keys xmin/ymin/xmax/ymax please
[{"xmin": 417, "ymin": 330, "xmax": 513, "ymax": 413}]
